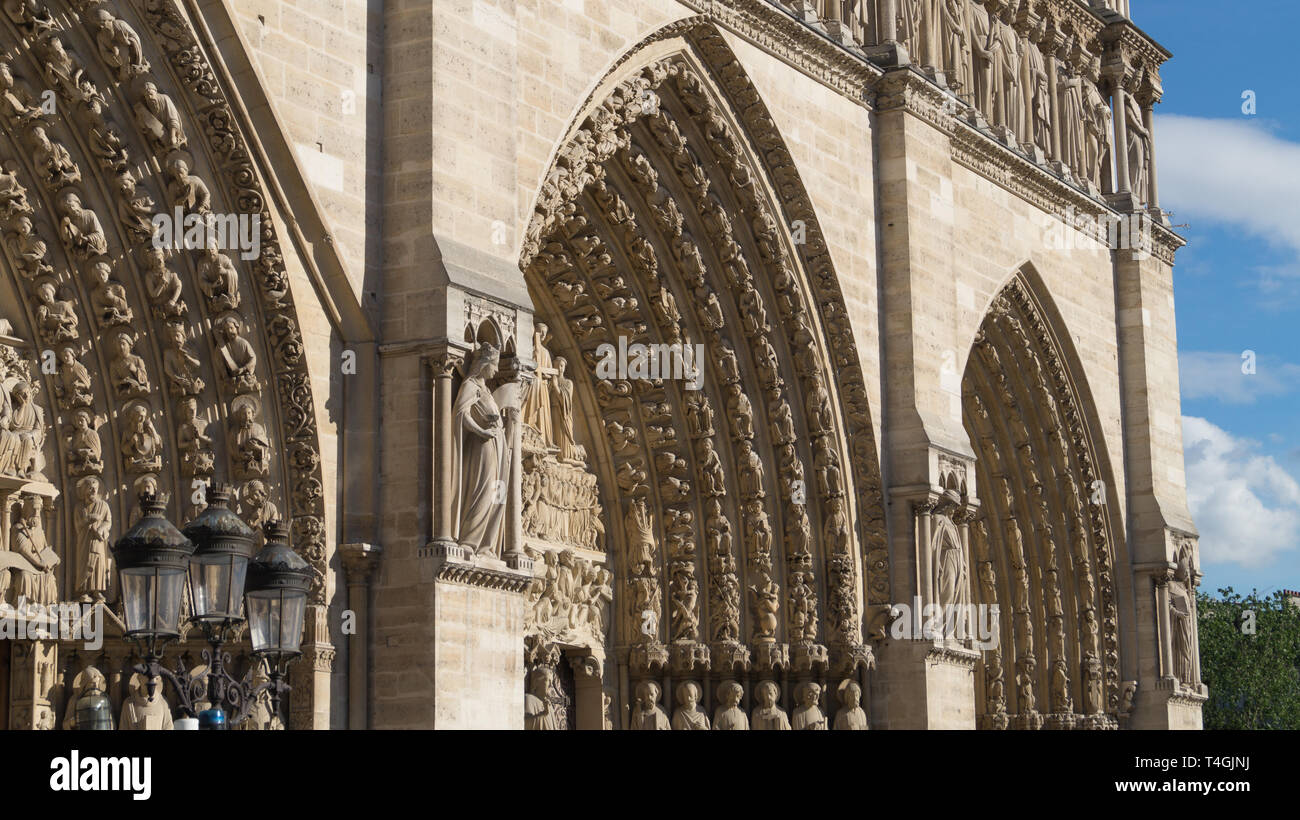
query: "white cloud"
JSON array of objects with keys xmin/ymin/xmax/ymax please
[
  {"xmin": 1182, "ymin": 416, "xmax": 1300, "ymax": 568},
  {"xmin": 1178, "ymin": 351, "xmax": 1300, "ymax": 404},
  {"xmin": 1158, "ymin": 114, "xmax": 1300, "ymax": 260}
]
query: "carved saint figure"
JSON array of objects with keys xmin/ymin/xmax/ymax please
[
  {"xmin": 121, "ymin": 403, "xmax": 162, "ymax": 473},
  {"xmin": 88, "ymin": 260, "xmax": 133, "ymax": 326},
  {"xmin": 231, "ymin": 396, "xmax": 271, "ymax": 477},
  {"xmin": 57, "ymin": 191, "xmax": 108, "ymax": 259},
  {"xmin": 521, "ymin": 324, "xmax": 554, "ymax": 445},
  {"xmin": 1058, "ymin": 63, "xmax": 1087, "ymax": 178},
  {"xmin": 177, "ymin": 397, "xmax": 214, "ymax": 477},
  {"xmin": 6, "ymin": 215, "xmax": 50, "ymax": 278},
  {"xmin": 119, "ymin": 673, "xmax": 173, "ymax": 731},
  {"xmin": 1125, "ymin": 92, "xmax": 1150, "ymax": 202},
  {"xmin": 939, "ymin": 0, "xmax": 969, "ymax": 92},
  {"xmin": 215, "ymin": 315, "xmax": 259, "ymax": 393},
  {"xmin": 0, "ymin": 379, "xmax": 45, "ymax": 478},
  {"xmin": 671, "ymin": 681, "xmax": 710, "ymax": 730},
  {"xmin": 93, "ymin": 9, "xmax": 146, "ymax": 79},
  {"xmin": 751, "ymin": 680, "xmax": 790, "ymax": 731},
  {"xmin": 449, "ymin": 342, "xmax": 511, "ymax": 556},
  {"xmin": 143, "ymin": 247, "xmax": 187, "ymax": 318},
  {"xmin": 524, "ymin": 666, "xmax": 557, "ymax": 730},
  {"xmin": 791, "ymin": 682, "xmax": 827, "ymax": 730},
  {"xmin": 969, "ymin": 0, "xmax": 998, "ymax": 117},
  {"xmin": 11, "ymin": 496, "xmax": 58, "ymax": 606},
  {"xmin": 713, "ymin": 681, "xmax": 748, "ymax": 730},
  {"xmin": 197, "ymin": 243, "xmax": 240, "ymax": 311},
  {"xmin": 75, "ymin": 477, "xmax": 112, "ymax": 602},
  {"xmin": 109, "ymin": 330, "xmax": 151, "ymax": 397},
  {"xmin": 63, "ymin": 667, "xmax": 112, "ymax": 730},
  {"xmin": 0, "ymin": 59, "xmax": 43, "ymax": 125},
  {"xmin": 630, "ymin": 680, "xmax": 670, "ymax": 730},
  {"xmin": 29, "ymin": 126, "xmax": 79, "ymax": 188},
  {"xmin": 166, "ymin": 155, "xmax": 210, "ymax": 214},
  {"xmin": 1168, "ymin": 544, "xmax": 1198, "ymax": 687},
  {"xmin": 833, "ymin": 680, "xmax": 869, "ymax": 730},
  {"xmin": 133, "ymin": 81, "xmax": 185, "ymax": 151},
  {"xmin": 241, "ymin": 480, "xmax": 280, "ymax": 533},
  {"xmin": 162, "ymin": 321, "xmax": 204, "ymax": 396},
  {"xmin": 34, "ymin": 282, "xmax": 78, "ymax": 344},
  {"xmin": 552, "ymin": 358, "xmax": 585, "ymax": 464},
  {"xmin": 66, "ymin": 409, "xmax": 103, "ymax": 475}
]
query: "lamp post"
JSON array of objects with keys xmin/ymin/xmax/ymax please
[{"xmin": 111, "ymin": 487, "xmax": 312, "ymax": 729}]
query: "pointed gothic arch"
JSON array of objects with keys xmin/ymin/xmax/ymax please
[
  {"xmin": 961, "ymin": 267, "xmax": 1132, "ymax": 730},
  {"xmin": 516, "ymin": 22, "xmax": 888, "ymax": 724},
  {"xmin": 0, "ymin": 0, "xmax": 331, "ymax": 728}
]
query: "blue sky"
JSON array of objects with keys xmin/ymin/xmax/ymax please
[{"xmin": 1144, "ymin": 1, "xmax": 1300, "ymax": 596}]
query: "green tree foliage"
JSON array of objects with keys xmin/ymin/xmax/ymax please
[{"xmin": 1197, "ymin": 588, "xmax": 1300, "ymax": 729}]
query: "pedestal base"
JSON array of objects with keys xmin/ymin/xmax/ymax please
[
  {"xmin": 871, "ymin": 639, "xmax": 978, "ymax": 729},
  {"xmin": 422, "ymin": 545, "xmax": 532, "ymax": 729}
]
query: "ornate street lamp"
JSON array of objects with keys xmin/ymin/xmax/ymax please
[{"xmin": 111, "ymin": 487, "xmax": 312, "ymax": 729}]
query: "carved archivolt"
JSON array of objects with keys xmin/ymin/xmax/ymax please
[
  {"xmin": 0, "ymin": 0, "xmax": 330, "ymax": 727},
  {"xmin": 962, "ymin": 273, "xmax": 1123, "ymax": 730},
  {"xmin": 520, "ymin": 27, "xmax": 886, "ymax": 725}
]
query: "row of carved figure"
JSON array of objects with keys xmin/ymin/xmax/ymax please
[
  {"xmin": 772, "ymin": 0, "xmax": 1152, "ymax": 198},
  {"xmin": 0, "ymin": 4, "xmax": 290, "ymax": 607},
  {"xmin": 59, "ymin": 667, "xmax": 281, "ymax": 730},
  {"xmin": 526, "ymin": 675, "xmax": 869, "ymax": 730}
]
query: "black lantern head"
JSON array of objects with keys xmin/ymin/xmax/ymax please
[
  {"xmin": 182, "ymin": 484, "xmax": 257, "ymax": 633},
  {"xmin": 111, "ymin": 491, "xmax": 194, "ymax": 654},
  {"xmin": 245, "ymin": 520, "xmax": 312, "ymax": 665}
]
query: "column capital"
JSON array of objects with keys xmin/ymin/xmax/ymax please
[{"xmin": 340, "ymin": 541, "xmax": 383, "ymax": 584}]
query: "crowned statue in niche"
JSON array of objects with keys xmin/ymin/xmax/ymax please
[{"xmin": 451, "ymin": 341, "xmax": 512, "ymax": 558}]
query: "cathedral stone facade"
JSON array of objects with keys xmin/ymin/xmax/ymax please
[{"xmin": 0, "ymin": 0, "xmax": 1203, "ymax": 731}]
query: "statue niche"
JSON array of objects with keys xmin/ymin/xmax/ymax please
[{"xmin": 450, "ymin": 342, "xmax": 511, "ymax": 558}]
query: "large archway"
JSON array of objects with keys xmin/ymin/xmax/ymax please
[
  {"xmin": 517, "ymin": 24, "xmax": 888, "ymax": 726},
  {"xmin": 961, "ymin": 271, "xmax": 1131, "ymax": 730},
  {"xmin": 0, "ymin": 0, "xmax": 330, "ymax": 728}
]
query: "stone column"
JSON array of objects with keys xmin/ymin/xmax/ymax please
[
  {"xmin": 880, "ymin": 0, "xmax": 897, "ymax": 41},
  {"xmin": 1154, "ymin": 570, "xmax": 1174, "ymax": 679},
  {"xmin": 428, "ymin": 351, "xmax": 464, "ymax": 555},
  {"xmin": 1046, "ymin": 49, "xmax": 1062, "ymax": 161},
  {"xmin": 1142, "ymin": 100, "xmax": 1160, "ymax": 211},
  {"xmin": 1109, "ymin": 80, "xmax": 1130, "ymax": 195},
  {"xmin": 340, "ymin": 542, "xmax": 382, "ymax": 730}
]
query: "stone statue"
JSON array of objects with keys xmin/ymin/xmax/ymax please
[
  {"xmin": 969, "ymin": 0, "xmax": 998, "ymax": 117},
  {"xmin": 935, "ymin": 526, "xmax": 969, "ymax": 612},
  {"xmin": 995, "ymin": 12, "xmax": 1023, "ymax": 138},
  {"xmin": 1168, "ymin": 544, "xmax": 1197, "ymax": 686},
  {"xmin": 791, "ymin": 682, "xmax": 827, "ymax": 730},
  {"xmin": 833, "ymin": 680, "xmax": 868, "ymax": 730},
  {"xmin": 241, "ymin": 479, "xmax": 279, "ymax": 533},
  {"xmin": 751, "ymin": 680, "xmax": 790, "ymax": 730},
  {"xmin": 177, "ymin": 397, "xmax": 214, "ymax": 476},
  {"xmin": 6, "ymin": 215, "xmax": 52, "ymax": 279},
  {"xmin": 119, "ymin": 673, "xmax": 173, "ymax": 731},
  {"xmin": 668, "ymin": 561, "xmax": 699, "ymax": 642},
  {"xmin": 1124, "ymin": 92, "xmax": 1150, "ymax": 201},
  {"xmin": 166, "ymin": 155, "xmax": 210, "ymax": 214},
  {"xmin": 939, "ymin": 0, "xmax": 969, "ymax": 91},
  {"xmin": 713, "ymin": 680, "xmax": 748, "ymax": 730},
  {"xmin": 0, "ymin": 59, "xmax": 43, "ymax": 126},
  {"xmin": 109, "ymin": 330, "xmax": 151, "ymax": 397},
  {"xmin": 630, "ymin": 680, "xmax": 670, "ymax": 730},
  {"xmin": 671, "ymin": 681, "xmax": 709, "ymax": 730},
  {"xmin": 133, "ymin": 80, "xmax": 185, "ymax": 151},
  {"xmin": 142, "ymin": 247, "xmax": 187, "ymax": 319},
  {"xmin": 57, "ymin": 191, "xmax": 108, "ymax": 260},
  {"xmin": 121, "ymin": 403, "xmax": 162, "ymax": 473},
  {"xmin": 197, "ymin": 243, "xmax": 240, "ymax": 311},
  {"xmin": 87, "ymin": 259, "xmax": 133, "ymax": 326},
  {"xmin": 34, "ymin": 282, "xmax": 78, "ymax": 343},
  {"xmin": 521, "ymin": 323, "xmax": 554, "ymax": 445},
  {"xmin": 231, "ymin": 395, "xmax": 271, "ymax": 477},
  {"xmin": 450, "ymin": 342, "xmax": 509, "ymax": 557},
  {"xmin": 1058, "ymin": 63, "xmax": 1086, "ymax": 177},
  {"xmin": 11, "ymin": 496, "xmax": 57, "ymax": 607},
  {"xmin": 737, "ymin": 439, "xmax": 764, "ymax": 498},
  {"xmin": 625, "ymin": 498, "xmax": 655, "ymax": 574},
  {"xmin": 29, "ymin": 125, "xmax": 80, "ymax": 188},
  {"xmin": 162, "ymin": 322, "xmax": 204, "ymax": 396},
  {"xmin": 1083, "ymin": 77, "xmax": 1111, "ymax": 191},
  {"xmin": 524, "ymin": 666, "xmax": 557, "ymax": 730},
  {"xmin": 93, "ymin": 9, "xmax": 147, "ymax": 79},
  {"xmin": 215, "ymin": 315, "xmax": 259, "ymax": 393},
  {"xmin": 55, "ymin": 347, "xmax": 93, "ymax": 409},
  {"xmin": 0, "ymin": 379, "xmax": 46, "ymax": 478},
  {"xmin": 552, "ymin": 358, "xmax": 585, "ymax": 464},
  {"xmin": 63, "ymin": 667, "xmax": 112, "ymax": 730},
  {"xmin": 66, "ymin": 409, "xmax": 103, "ymax": 475},
  {"xmin": 74, "ymin": 476, "xmax": 112, "ymax": 602}
]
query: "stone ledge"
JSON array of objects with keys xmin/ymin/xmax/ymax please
[{"xmin": 419, "ymin": 542, "xmax": 533, "ymax": 593}]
